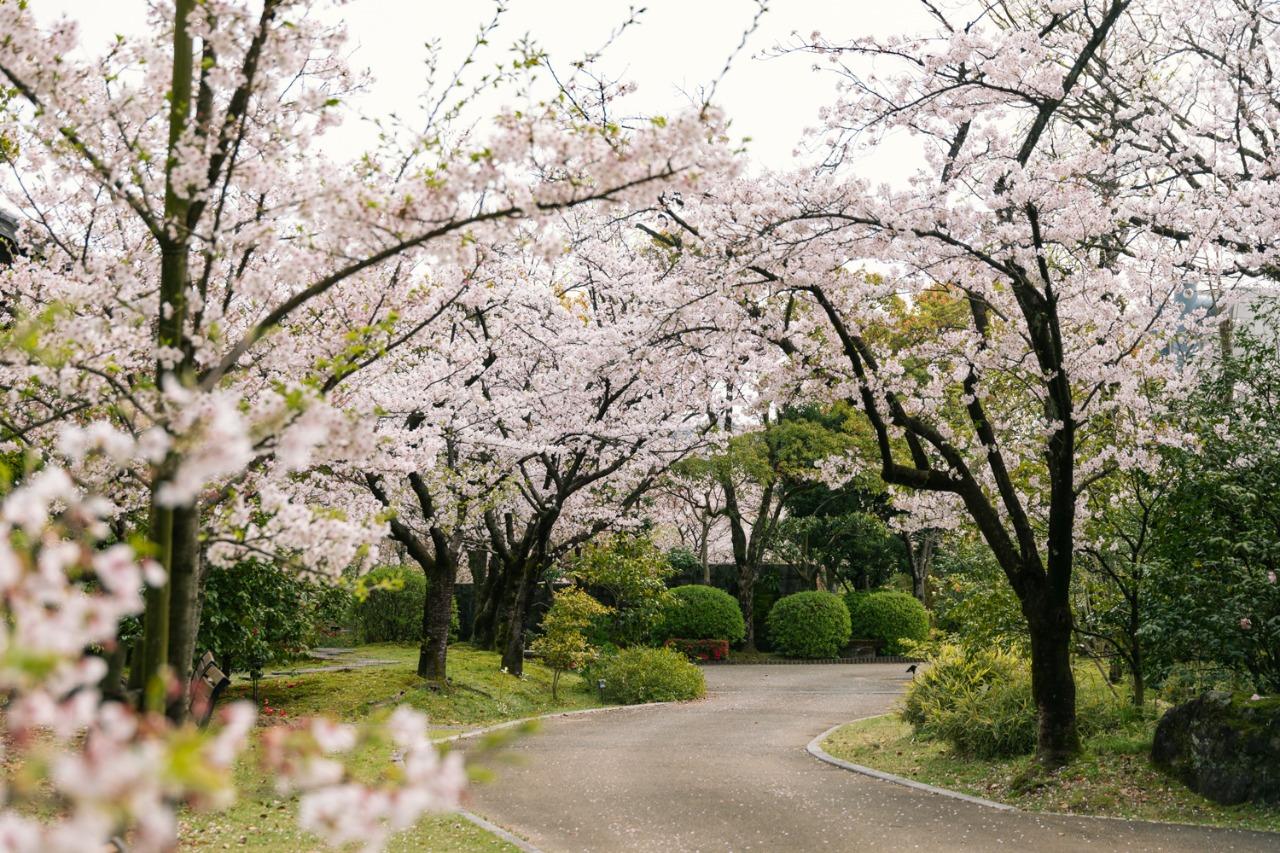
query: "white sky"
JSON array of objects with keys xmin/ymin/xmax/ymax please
[{"xmin": 36, "ymin": 0, "xmax": 931, "ymax": 183}]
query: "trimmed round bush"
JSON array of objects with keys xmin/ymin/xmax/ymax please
[
  {"xmin": 352, "ymin": 565, "xmax": 458, "ymax": 643},
  {"xmin": 662, "ymin": 585, "xmax": 746, "ymax": 643},
  {"xmin": 596, "ymin": 646, "xmax": 706, "ymax": 704},
  {"xmin": 845, "ymin": 590, "xmax": 930, "ymax": 655},
  {"xmin": 766, "ymin": 591, "xmax": 852, "ymax": 659}
]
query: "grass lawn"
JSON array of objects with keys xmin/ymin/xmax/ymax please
[
  {"xmin": 821, "ymin": 713, "xmax": 1280, "ymax": 834},
  {"xmin": 178, "ymin": 642, "xmax": 603, "ymax": 851}
]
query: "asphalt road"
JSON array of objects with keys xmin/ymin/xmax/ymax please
[{"xmin": 467, "ymin": 664, "xmax": 1280, "ymax": 852}]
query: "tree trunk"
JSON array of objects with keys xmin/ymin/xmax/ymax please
[
  {"xmin": 500, "ymin": 562, "xmax": 537, "ymax": 676},
  {"xmin": 699, "ymin": 519, "xmax": 710, "ymax": 585},
  {"xmin": 737, "ymin": 563, "xmax": 756, "ymax": 651},
  {"xmin": 165, "ymin": 502, "xmax": 202, "ymax": 720},
  {"xmin": 471, "ymin": 561, "xmax": 501, "ymax": 649},
  {"xmin": 906, "ymin": 528, "xmax": 939, "ymax": 607},
  {"xmin": 418, "ymin": 552, "xmax": 456, "ymax": 682},
  {"xmin": 100, "ymin": 638, "xmax": 128, "ymax": 702},
  {"xmin": 1129, "ymin": 598, "xmax": 1145, "ymax": 708},
  {"xmin": 140, "ymin": 498, "xmax": 172, "ymax": 710},
  {"xmin": 139, "ymin": 0, "xmax": 195, "ymax": 713},
  {"xmin": 1026, "ymin": 592, "xmax": 1080, "ymax": 766}
]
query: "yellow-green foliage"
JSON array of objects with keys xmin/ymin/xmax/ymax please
[
  {"xmin": 529, "ymin": 589, "xmax": 612, "ymax": 698},
  {"xmin": 903, "ymin": 644, "xmax": 1130, "ymax": 758},
  {"xmin": 596, "ymin": 646, "xmax": 705, "ymax": 704}
]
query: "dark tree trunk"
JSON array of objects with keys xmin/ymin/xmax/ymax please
[
  {"xmin": 500, "ymin": 561, "xmax": 538, "ymax": 676},
  {"xmin": 1129, "ymin": 597, "xmax": 1145, "ymax": 708},
  {"xmin": 904, "ymin": 528, "xmax": 939, "ymax": 607},
  {"xmin": 699, "ymin": 518, "xmax": 711, "ymax": 585},
  {"xmin": 472, "ymin": 555, "xmax": 503, "ymax": 648},
  {"xmin": 1025, "ymin": 590, "xmax": 1080, "ymax": 766},
  {"xmin": 418, "ymin": 550, "xmax": 457, "ymax": 682},
  {"xmin": 737, "ymin": 564, "xmax": 757, "ymax": 651},
  {"xmin": 166, "ymin": 502, "xmax": 203, "ymax": 720},
  {"xmin": 100, "ymin": 638, "xmax": 128, "ymax": 702}
]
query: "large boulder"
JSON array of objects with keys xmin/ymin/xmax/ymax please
[{"xmin": 1151, "ymin": 691, "xmax": 1280, "ymax": 805}]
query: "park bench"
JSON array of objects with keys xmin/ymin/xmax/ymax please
[{"xmin": 189, "ymin": 651, "xmax": 231, "ymax": 728}]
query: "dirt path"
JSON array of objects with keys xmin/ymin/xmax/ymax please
[{"xmin": 467, "ymin": 663, "xmax": 1279, "ymax": 852}]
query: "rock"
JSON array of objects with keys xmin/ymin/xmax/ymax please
[{"xmin": 1151, "ymin": 690, "xmax": 1280, "ymax": 805}]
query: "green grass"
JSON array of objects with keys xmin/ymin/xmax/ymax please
[
  {"xmin": 178, "ymin": 642, "xmax": 603, "ymax": 851},
  {"xmin": 227, "ymin": 643, "xmax": 604, "ymax": 725},
  {"xmin": 821, "ymin": 713, "xmax": 1280, "ymax": 834}
]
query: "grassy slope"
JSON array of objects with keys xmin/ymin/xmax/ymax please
[
  {"xmin": 179, "ymin": 643, "xmax": 601, "ymax": 851},
  {"xmin": 822, "ymin": 713, "xmax": 1280, "ymax": 834}
]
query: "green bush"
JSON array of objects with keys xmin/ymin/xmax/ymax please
[
  {"xmin": 351, "ymin": 565, "xmax": 458, "ymax": 644},
  {"xmin": 198, "ymin": 559, "xmax": 354, "ymax": 676},
  {"xmin": 766, "ymin": 591, "xmax": 852, "ymax": 659},
  {"xmin": 661, "ymin": 585, "xmax": 746, "ymax": 643},
  {"xmin": 1157, "ymin": 661, "xmax": 1256, "ymax": 705},
  {"xmin": 901, "ymin": 644, "xmax": 1021, "ymax": 729},
  {"xmin": 563, "ymin": 535, "xmax": 674, "ymax": 646},
  {"xmin": 903, "ymin": 644, "xmax": 1130, "ymax": 758},
  {"xmin": 595, "ymin": 646, "xmax": 706, "ymax": 704},
  {"xmin": 845, "ymin": 590, "xmax": 930, "ymax": 655}
]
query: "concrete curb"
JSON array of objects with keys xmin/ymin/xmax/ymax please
[
  {"xmin": 806, "ymin": 716, "xmax": 1280, "ymax": 839},
  {"xmin": 459, "ymin": 810, "xmax": 545, "ymax": 853},
  {"xmin": 805, "ymin": 715, "xmax": 1017, "ymax": 811}
]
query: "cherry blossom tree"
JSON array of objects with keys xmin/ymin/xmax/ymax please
[
  {"xmin": 0, "ymin": 0, "xmax": 727, "ymax": 709},
  {"xmin": 652, "ymin": 0, "xmax": 1265, "ymax": 764}
]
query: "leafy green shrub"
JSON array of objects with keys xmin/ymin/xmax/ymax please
[
  {"xmin": 845, "ymin": 590, "xmax": 930, "ymax": 655},
  {"xmin": 666, "ymin": 547, "xmax": 701, "ymax": 578},
  {"xmin": 198, "ymin": 559, "xmax": 354, "ymax": 675},
  {"xmin": 530, "ymin": 589, "xmax": 612, "ymax": 700},
  {"xmin": 1157, "ymin": 661, "xmax": 1256, "ymax": 705},
  {"xmin": 901, "ymin": 644, "xmax": 1023, "ymax": 729},
  {"xmin": 351, "ymin": 565, "xmax": 458, "ymax": 644},
  {"xmin": 563, "ymin": 535, "xmax": 674, "ymax": 646},
  {"xmin": 903, "ymin": 644, "xmax": 1129, "ymax": 758},
  {"xmin": 766, "ymin": 591, "xmax": 852, "ymax": 659},
  {"xmin": 661, "ymin": 585, "xmax": 746, "ymax": 643},
  {"xmin": 595, "ymin": 646, "xmax": 705, "ymax": 704}
]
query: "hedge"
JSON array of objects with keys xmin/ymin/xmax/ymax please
[
  {"xmin": 844, "ymin": 589, "xmax": 929, "ymax": 655},
  {"xmin": 661, "ymin": 584, "xmax": 746, "ymax": 643},
  {"xmin": 351, "ymin": 565, "xmax": 458, "ymax": 644},
  {"xmin": 766, "ymin": 591, "xmax": 851, "ymax": 658},
  {"xmin": 596, "ymin": 646, "xmax": 706, "ymax": 703}
]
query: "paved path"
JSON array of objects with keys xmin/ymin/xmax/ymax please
[{"xmin": 467, "ymin": 664, "xmax": 1279, "ymax": 852}]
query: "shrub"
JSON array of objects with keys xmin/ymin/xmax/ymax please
[
  {"xmin": 1157, "ymin": 661, "xmax": 1256, "ymax": 705},
  {"xmin": 903, "ymin": 644, "xmax": 1130, "ymax": 758},
  {"xmin": 530, "ymin": 589, "xmax": 612, "ymax": 699},
  {"xmin": 564, "ymin": 535, "xmax": 674, "ymax": 646},
  {"xmin": 665, "ymin": 638, "xmax": 729, "ymax": 662},
  {"xmin": 766, "ymin": 591, "xmax": 851, "ymax": 659},
  {"xmin": 595, "ymin": 646, "xmax": 705, "ymax": 704},
  {"xmin": 661, "ymin": 585, "xmax": 745, "ymax": 643},
  {"xmin": 198, "ymin": 559, "xmax": 354, "ymax": 675},
  {"xmin": 901, "ymin": 644, "xmax": 1022, "ymax": 729},
  {"xmin": 845, "ymin": 590, "xmax": 930, "ymax": 655},
  {"xmin": 351, "ymin": 565, "xmax": 458, "ymax": 644}
]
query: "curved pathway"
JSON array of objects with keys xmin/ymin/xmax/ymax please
[{"xmin": 467, "ymin": 664, "xmax": 1279, "ymax": 852}]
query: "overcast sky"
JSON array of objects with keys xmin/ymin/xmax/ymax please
[{"xmin": 35, "ymin": 1, "xmax": 933, "ymax": 183}]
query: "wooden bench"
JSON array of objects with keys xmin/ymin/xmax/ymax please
[{"xmin": 189, "ymin": 651, "xmax": 231, "ymax": 728}]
